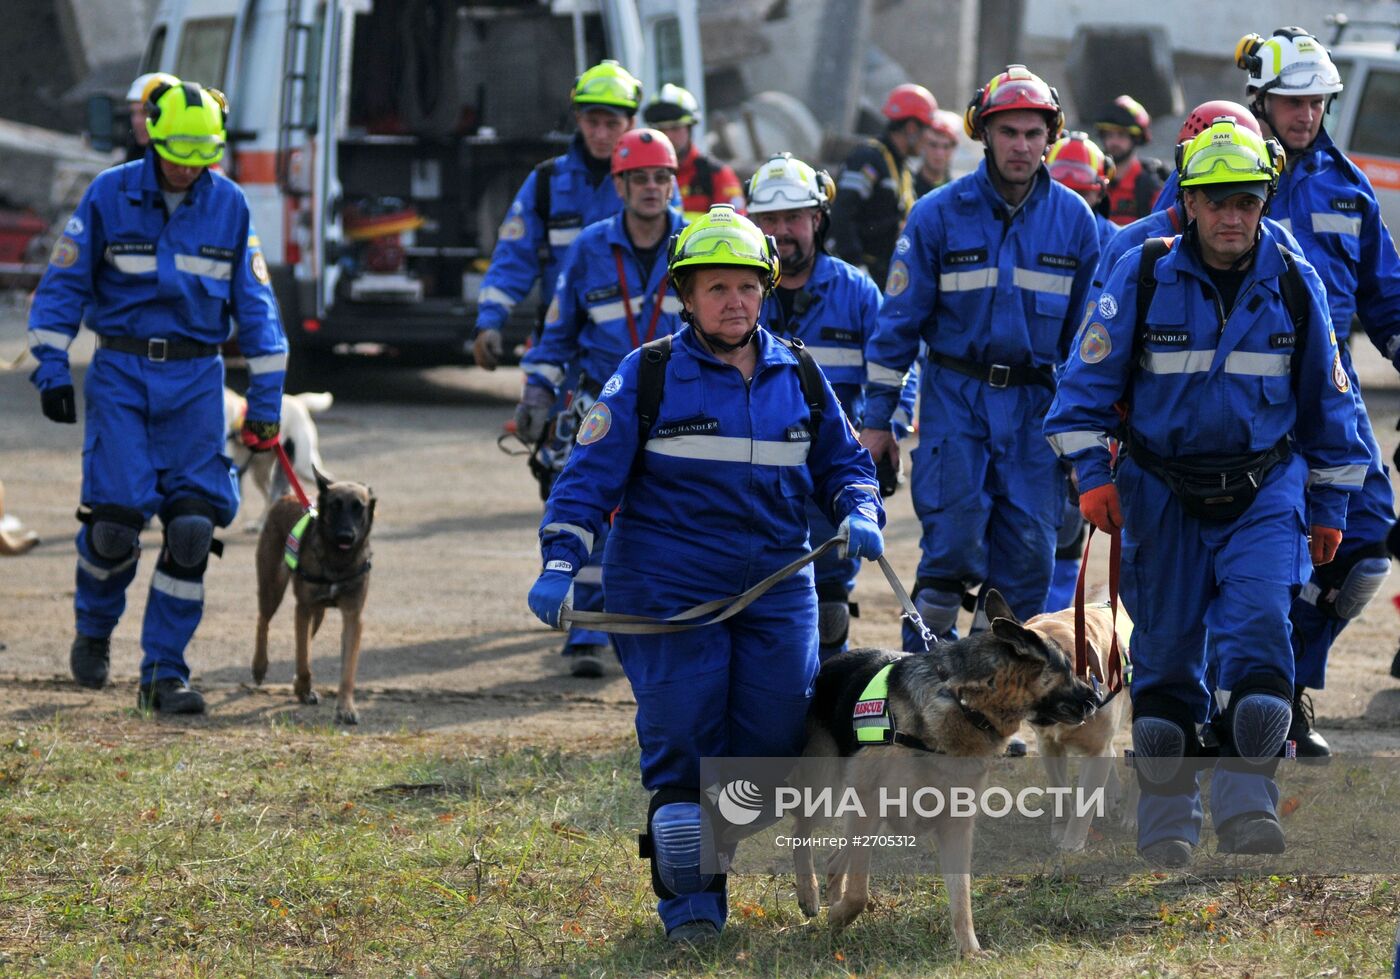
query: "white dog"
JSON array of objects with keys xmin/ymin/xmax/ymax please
[{"xmin": 223, "ymin": 388, "xmax": 334, "ymax": 531}]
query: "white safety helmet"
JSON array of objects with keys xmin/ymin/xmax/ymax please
[
  {"xmin": 1236, "ymin": 28, "xmax": 1344, "ymax": 97},
  {"xmin": 126, "ymin": 72, "xmax": 158, "ymax": 102},
  {"xmin": 745, "ymin": 153, "xmax": 835, "ymax": 214}
]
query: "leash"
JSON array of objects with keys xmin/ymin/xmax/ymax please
[
  {"xmin": 1072, "ymin": 524, "xmax": 1126, "ymax": 696},
  {"xmin": 563, "ymin": 525, "xmax": 934, "ymax": 640},
  {"xmin": 272, "ymin": 439, "xmax": 313, "ymax": 511}
]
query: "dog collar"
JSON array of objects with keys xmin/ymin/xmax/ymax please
[
  {"xmin": 853, "ymin": 663, "xmax": 942, "ymax": 753},
  {"xmin": 938, "ymin": 688, "xmax": 1002, "ymax": 739}
]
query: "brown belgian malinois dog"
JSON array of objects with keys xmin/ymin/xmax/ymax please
[{"xmin": 253, "ymin": 468, "xmax": 375, "ymax": 724}]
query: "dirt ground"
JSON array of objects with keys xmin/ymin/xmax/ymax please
[{"xmin": 3, "ymin": 304, "xmax": 1400, "ymax": 752}]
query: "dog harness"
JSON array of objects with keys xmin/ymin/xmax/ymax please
[
  {"xmin": 283, "ymin": 508, "xmax": 317, "ymax": 572},
  {"xmin": 852, "ymin": 664, "xmax": 943, "ymax": 752}
]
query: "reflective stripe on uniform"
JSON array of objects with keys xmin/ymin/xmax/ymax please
[
  {"xmin": 839, "ymin": 171, "xmax": 874, "ymax": 196},
  {"xmin": 939, "ymin": 267, "xmax": 998, "ymax": 291},
  {"xmin": 1312, "ymin": 212, "xmax": 1361, "ymax": 237},
  {"xmin": 588, "ymin": 294, "xmax": 684, "ymax": 324},
  {"xmin": 548, "ymin": 228, "xmax": 581, "ymax": 249},
  {"xmin": 1140, "ymin": 349, "xmax": 1290, "ymax": 376},
  {"xmin": 152, "ymin": 570, "xmax": 204, "ymax": 602},
  {"xmin": 543, "ymin": 521, "xmax": 595, "ymax": 552},
  {"xmin": 247, "ymin": 353, "xmax": 288, "ymax": 375},
  {"xmin": 107, "ymin": 252, "xmax": 157, "ymax": 275},
  {"xmin": 77, "ymin": 553, "xmax": 137, "ymax": 581},
  {"xmin": 646, "ymin": 435, "xmax": 811, "ymax": 466},
  {"xmin": 1012, "ymin": 267, "xmax": 1074, "ymax": 296},
  {"xmin": 1048, "ymin": 430, "xmax": 1112, "ymax": 456},
  {"xmin": 1274, "ymin": 217, "xmax": 1293, "ymax": 234},
  {"xmin": 806, "ymin": 346, "xmax": 865, "ymax": 367},
  {"xmin": 478, "ymin": 285, "xmax": 517, "ymax": 310},
  {"xmin": 867, "ymin": 363, "xmax": 907, "ymax": 388},
  {"xmin": 173, "ymin": 254, "xmax": 233, "ymax": 280},
  {"xmin": 28, "ymin": 328, "xmax": 74, "ymax": 350},
  {"xmin": 1309, "ymin": 463, "xmax": 1367, "ymax": 487}
]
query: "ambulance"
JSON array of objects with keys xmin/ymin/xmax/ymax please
[
  {"xmin": 108, "ymin": 0, "xmax": 702, "ymax": 377},
  {"xmin": 1327, "ymin": 24, "xmax": 1400, "ymax": 233}
]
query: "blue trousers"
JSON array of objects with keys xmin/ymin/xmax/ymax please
[
  {"xmin": 1118, "ymin": 455, "xmax": 1306, "ymax": 847},
  {"xmin": 1291, "ymin": 366, "xmax": 1394, "ymax": 689},
  {"xmin": 76, "ymin": 350, "xmax": 238, "ymax": 683},
  {"xmin": 607, "ymin": 568, "xmax": 818, "ymax": 933}
]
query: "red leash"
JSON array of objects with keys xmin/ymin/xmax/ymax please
[
  {"xmin": 272, "ymin": 439, "xmax": 313, "ymax": 511},
  {"xmin": 1072, "ymin": 524, "xmax": 1125, "ymax": 694}
]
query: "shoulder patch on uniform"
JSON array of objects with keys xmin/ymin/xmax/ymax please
[
  {"xmin": 601, "ymin": 373, "xmax": 623, "ymax": 398},
  {"xmin": 885, "ymin": 261, "xmax": 909, "ymax": 296},
  {"xmin": 64, "ymin": 216, "xmax": 84, "ymax": 237},
  {"xmin": 576, "ymin": 402, "xmax": 612, "ymax": 445},
  {"xmin": 250, "ymin": 251, "xmax": 271, "ymax": 285},
  {"xmin": 1080, "ymin": 323, "xmax": 1112, "ymax": 364},
  {"xmin": 1096, "ymin": 293, "xmax": 1119, "ymax": 319},
  {"xmin": 894, "ymin": 235, "xmax": 911, "ymax": 255},
  {"xmin": 499, "ymin": 216, "xmax": 527, "ymax": 242},
  {"xmin": 1332, "ymin": 351, "xmax": 1350, "ymax": 393},
  {"xmin": 50, "ymin": 236, "xmax": 79, "ymax": 268}
]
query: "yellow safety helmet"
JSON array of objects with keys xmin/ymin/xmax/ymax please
[
  {"xmin": 667, "ymin": 205, "xmax": 781, "ymax": 293},
  {"xmin": 146, "ymin": 80, "xmax": 226, "ymax": 166},
  {"xmin": 1177, "ymin": 118, "xmax": 1284, "ymax": 203},
  {"xmin": 571, "ymin": 60, "xmax": 643, "ymax": 114}
]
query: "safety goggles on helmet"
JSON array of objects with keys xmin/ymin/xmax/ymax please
[
  {"xmin": 966, "ymin": 65, "xmax": 1063, "ymax": 142},
  {"xmin": 1046, "ymin": 160, "xmax": 1104, "ymax": 192},
  {"xmin": 153, "ymin": 133, "xmax": 225, "ymax": 163},
  {"xmin": 746, "ymin": 154, "xmax": 832, "ymax": 214},
  {"xmin": 572, "ymin": 60, "xmax": 642, "ymax": 112},
  {"xmin": 1177, "ymin": 122, "xmax": 1282, "ymax": 203},
  {"xmin": 1237, "ymin": 29, "xmax": 1345, "ymax": 97},
  {"xmin": 1268, "ymin": 59, "xmax": 1344, "ymax": 95}
]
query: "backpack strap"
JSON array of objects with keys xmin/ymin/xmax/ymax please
[
  {"xmin": 1275, "ymin": 243, "xmax": 1309, "ymax": 333},
  {"xmin": 691, "ymin": 153, "xmax": 714, "ymax": 199},
  {"xmin": 532, "ymin": 158, "xmax": 556, "ymax": 262},
  {"xmin": 777, "ymin": 335, "xmax": 826, "ymax": 432},
  {"xmin": 1134, "ymin": 236, "xmax": 1175, "ymax": 331},
  {"xmin": 635, "ymin": 333, "xmax": 674, "ymax": 442}
]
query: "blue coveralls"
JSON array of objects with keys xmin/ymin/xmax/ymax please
[
  {"xmin": 1267, "ymin": 130, "xmax": 1400, "ymax": 690},
  {"xmin": 1046, "ymin": 212, "xmax": 1120, "ymax": 612},
  {"xmin": 759, "ymin": 252, "xmax": 915, "ymax": 657},
  {"xmin": 540, "ymin": 326, "xmax": 882, "ymax": 933},
  {"xmin": 521, "ymin": 207, "xmax": 688, "ymax": 654},
  {"xmin": 1046, "ymin": 223, "xmax": 1368, "ymax": 847},
  {"xmin": 28, "ymin": 153, "xmax": 286, "ymax": 684},
  {"xmin": 864, "ymin": 163, "xmax": 1100, "ymax": 645}
]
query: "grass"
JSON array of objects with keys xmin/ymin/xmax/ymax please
[{"xmin": 0, "ymin": 719, "xmax": 1397, "ymax": 978}]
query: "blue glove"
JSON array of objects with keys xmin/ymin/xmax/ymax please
[
  {"xmin": 527, "ymin": 568, "xmax": 574, "ymax": 628},
  {"xmin": 839, "ymin": 507, "xmax": 884, "ymax": 561}
]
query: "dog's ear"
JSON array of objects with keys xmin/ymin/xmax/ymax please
[
  {"xmin": 366, "ymin": 488, "xmax": 376, "ymax": 525},
  {"xmin": 982, "ymin": 589, "xmax": 1017, "ymax": 624},
  {"xmin": 990, "ymin": 618, "xmax": 1049, "ymax": 665},
  {"xmin": 314, "ymin": 465, "xmax": 332, "ymax": 495}
]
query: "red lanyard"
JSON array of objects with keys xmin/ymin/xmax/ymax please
[{"xmin": 612, "ymin": 245, "xmax": 669, "ymax": 349}]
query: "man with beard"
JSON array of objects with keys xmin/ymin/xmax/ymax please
[
  {"xmin": 516, "ymin": 129, "xmax": 688, "ymax": 677},
  {"xmin": 1094, "ymin": 94, "xmax": 1165, "ymax": 226},
  {"xmin": 747, "ymin": 153, "xmax": 915, "ymax": 660},
  {"xmin": 861, "ymin": 66, "xmax": 1100, "ymax": 649},
  {"xmin": 1234, "ymin": 26, "xmax": 1400, "ymax": 757}
]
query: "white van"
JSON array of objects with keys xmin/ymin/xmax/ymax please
[
  {"xmin": 1327, "ymin": 33, "xmax": 1400, "ymax": 233},
  {"xmin": 117, "ymin": 0, "xmax": 701, "ymax": 376}
]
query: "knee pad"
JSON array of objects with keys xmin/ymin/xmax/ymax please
[
  {"xmin": 81, "ymin": 504, "xmax": 145, "ymax": 561},
  {"xmin": 1056, "ymin": 511, "xmax": 1088, "ymax": 559},
  {"xmin": 913, "ymin": 578, "xmax": 963, "ymax": 638},
  {"xmin": 159, "ymin": 498, "xmax": 220, "ymax": 578},
  {"xmin": 1218, "ymin": 672, "xmax": 1292, "ymax": 776},
  {"xmin": 1130, "ymin": 691, "xmax": 1200, "ymax": 796},
  {"xmin": 638, "ymin": 789, "xmax": 724, "ymax": 900},
  {"xmin": 1312, "ymin": 543, "xmax": 1390, "ymax": 620}
]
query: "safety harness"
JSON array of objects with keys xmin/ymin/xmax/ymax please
[
  {"xmin": 283, "ymin": 508, "xmax": 372, "ymax": 592},
  {"xmin": 852, "ymin": 661, "xmax": 1001, "ymax": 752}
]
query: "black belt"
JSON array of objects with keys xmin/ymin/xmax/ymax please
[
  {"xmin": 1123, "ymin": 433, "xmax": 1291, "ymax": 484},
  {"xmin": 98, "ymin": 335, "xmax": 219, "ymax": 362},
  {"xmin": 930, "ymin": 352, "xmax": 1055, "ymax": 391}
]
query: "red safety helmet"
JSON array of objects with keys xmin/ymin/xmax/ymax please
[
  {"xmin": 928, "ymin": 108, "xmax": 963, "ymax": 144},
  {"xmin": 882, "ymin": 83, "xmax": 938, "ymax": 127},
  {"xmin": 964, "ymin": 65, "xmax": 1064, "ymax": 142},
  {"xmin": 611, "ymin": 128, "xmax": 678, "ymax": 176},
  {"xmin": 1094, "ymin": 94, "xmax": 1152, "ymax": 145},
  {"xmin": 1045, "ymin": 131, "xmax": 1114, "ymax": 193},
  {"xmin": 1176, "ymin": 99, "xmax": 1261, "ymax": 145}
]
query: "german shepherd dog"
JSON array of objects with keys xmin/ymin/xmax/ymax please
[
  {"xmin": 253, "ymin": 469, "xmax": 375, "ymax": 724},
  {"xmin": 1025, "ymin": 603, "xmax": 1134, "ymax": 852},
  {"xmin": 793, "ymin": 590, "xmax": 1098, "ymax": 957}
]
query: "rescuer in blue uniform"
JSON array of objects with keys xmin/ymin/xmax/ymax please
[
  {"xmin": 1046, "ymin": 120, "xmax": 1369, "ymax": 865},
  {"xmin": 747, "ymin": 152, "xmax": 913, "ymax": 658},
  {"xmin": 28, "ymin": 79, "xmax": 286, "ymax": 714},
  {"xmin": 516, "ymin": 128, "xmax": 687, "ymax": 676},
  {"xmin": 861, "ymin": 65, "xmax": 1100, "ymax": 648},
  {"xmin": 470, "ymin": 60, "xmax": 643, "ymax": 370},
  {"xmin": 526, "ymin": 206, "xmax": 883, "ymax": 943}
]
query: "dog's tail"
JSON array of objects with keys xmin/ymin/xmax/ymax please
[{"xmin": 297, "ymin": 392, "xmax": 334, "ymax": 414}]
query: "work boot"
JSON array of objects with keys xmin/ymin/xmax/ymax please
[
  {"xmin": 1139, "ymin": 838, "xmax": 1194, "ymax": 870},
  {"xmin": 137, "ymin": 678, "xmax": 206, "ymax": 715},
  {"xmin": 563, "ymin": 643, "xmax": 608, "ymax": 678},
  {"xmin": 1216, "ymin": 811, "xmax": 1285, "ymax": 856},
  {"xmin": 70, "ymin": 634, "xmax": 111, "ymax": 689},
  {"xmin": 1289, "ymin": 688, "xmax": 1331, "ymax": 765},
  {"xmin": 667, "ymin": 920, "xmax": 719, "ymax": 945}
]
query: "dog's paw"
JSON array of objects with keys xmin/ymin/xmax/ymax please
[
  {"xmin": 251, "ymin": 665, "xmax": 266, "ymax": 686},
  {"xmin": 295, "ymin": 685, "xmax": 319, "ymax": 705},
  {"xmin": 335, "ymin": 706, "xmax": 359, "ymax": 725},
  {"xmin": 826, "ymin": 899, "xmax": 862, "ymax": 931},
  {"xmin": 795, "ymin": 878, "xmax": 821, "ymax": 917}
]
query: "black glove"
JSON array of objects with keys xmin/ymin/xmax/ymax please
[
  {"xmin": 240, "ymin": 418, "xmax": 280, "ymax": 452},
  {"xmin": 40, "ymin": 385, "xmax": 76, "ymax": 424},
  {"xmin": 876, "ymin": 455, "xmax": 903, "ymax": 498}
]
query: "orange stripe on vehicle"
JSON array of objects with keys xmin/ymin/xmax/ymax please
[
  {"xmin": 234, "ymin": 149, "xmax": 279, "ymax": 184},
  {"xmin": 1351, "ymin": 154, "xmax": 1400, "ymax": 192}
]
